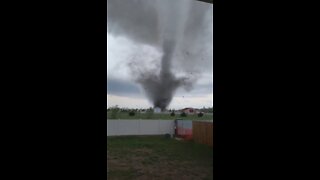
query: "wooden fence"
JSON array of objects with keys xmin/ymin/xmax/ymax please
[{"xmin": 192, "ymin": 121, "xmax": 214, "ymax": 147}]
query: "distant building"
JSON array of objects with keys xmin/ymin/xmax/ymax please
[
  {"xmin": 154, "ymin": 107, "xmax": 161, "ymax": 113},
  {"xmin": 180, "ymin": 107, "xmax": 200, "ymax": 114}
]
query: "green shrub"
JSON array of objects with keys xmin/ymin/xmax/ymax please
[
  {"xmin": 180, "ymin": 112, "xmax": 187, "ymax": 117},
  {"xmin": 110, "ymin": 106, "xmax": 120, "ymax": 119},
  {"xmin": 129, "ymin": 111, "xmax": 135, "ymax": 116},
  {"xmin": 146, "ymin": 108, "xmax": 154, "ymax": 119},
  {"xmin": 198, "ymin": 112, "xmax": 204, "ymax": 117}
]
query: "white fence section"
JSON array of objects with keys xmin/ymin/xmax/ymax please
[{"xmin": 107, "ymin": 120, "xmax": 175, "ymax": 136}]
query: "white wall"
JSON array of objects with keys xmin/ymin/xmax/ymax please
[{"xmin": 107, "ymin": 120, "xmax": 175, "ymax": 136}]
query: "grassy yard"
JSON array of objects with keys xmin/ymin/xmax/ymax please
[
  {"xmin": 107, "ymin": 111, "xmax": 213, "ymax": 120},
  {"xmin": 107, "ymin": 135, "xmax": 213, "ymax": 180}
]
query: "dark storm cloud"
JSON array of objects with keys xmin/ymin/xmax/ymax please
[
  {"xmin": 107, "ymin": 77, "xmax": 212, "ymax": 98},
  {"xmin": 107, "ymin": 78, "xmax": 142, "ymax": 97},
  {"xmin": 107, "ymin": 0, "xmax": 212, "ymax": 110}
]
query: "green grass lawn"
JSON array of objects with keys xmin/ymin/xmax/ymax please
[
  {"xmin": 107, "ymin": 135, "xmax": 213, "ymax": 180},
  {"xmin": 107, "ymin": 111, "xmax": 213, "ymax": 120}
]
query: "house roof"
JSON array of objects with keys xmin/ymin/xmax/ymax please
[{"xmin": 181, "ymin": 107, "xmax": 200, "ymax": 111}]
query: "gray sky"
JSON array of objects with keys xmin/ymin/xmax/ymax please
[{"xmin": 107, "ymin": 0, "xmax": 213, "ymax": 109}]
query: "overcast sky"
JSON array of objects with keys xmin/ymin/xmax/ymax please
[{"xmin": 107, "ymin": 0, "xmax": 213, "ymax": 109}]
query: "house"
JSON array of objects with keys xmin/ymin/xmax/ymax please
[
  {"xmin": 180, "ymin": 107, "xmax": 200, "ymax": 114},
  {"xmin": 154, "ymin": 107, "xmax": 161, "ymax": 113}
]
